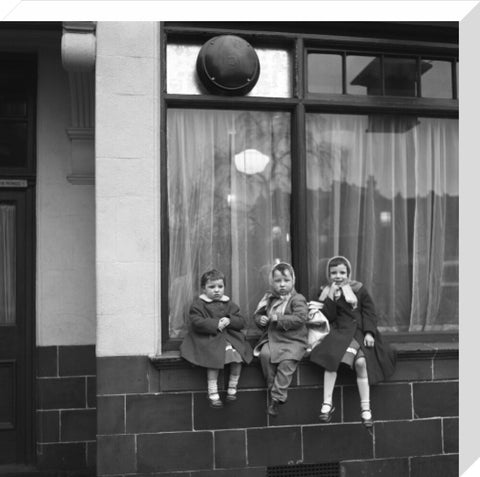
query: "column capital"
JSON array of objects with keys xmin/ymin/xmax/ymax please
[{"xmin": 61, "ymin": 21, "xmax": 96, "ymax": 72}]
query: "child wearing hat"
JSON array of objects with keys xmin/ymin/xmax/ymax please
[
  {"xmin": 253, "ymin": 262, "xmax": 308, "ymax": 417},
  {"xmin": 309, "ymin": 256, "xmax": 396, "ymax": 427}
]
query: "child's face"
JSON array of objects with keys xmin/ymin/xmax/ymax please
[
  {"xmin": 272, "ymin": 270, "xmax": 294, "ymax": 296},
  {"xmin": 329, "ymin": 264, "xmax": 349, "ymax": 285},
  {"xmin": 203, "ymin": 279, "xmax": 225, "ymax": 301}
]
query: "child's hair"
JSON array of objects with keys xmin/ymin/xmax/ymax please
[
  {"xmin": 272, "ymin": 262, "xmax": 295, "ymax": 281},
  {"xmin": 328, "ymin": 256, "xmax": 351, "ymax": 276},
  {"xmin": 200, "ymin": 269, "xmax": 226, "ymax": 288}
]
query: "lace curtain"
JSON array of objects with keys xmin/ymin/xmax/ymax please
[
  {"xmin": 167, "ymin": 109, "xmax": 291, "ymax": 337},
  {"xmin": 167, "ymin": 110, "xmax": 458, "ymax": 337},
  {"xmin": 306, "ymin": 114, "xmax": 458, "ymax": 331}
]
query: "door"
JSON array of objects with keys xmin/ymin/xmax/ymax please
[{"xmin": 0, "ymin": 188, "xmax": 34, "ymax": 465}]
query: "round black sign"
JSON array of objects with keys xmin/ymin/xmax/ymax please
[{"xmin": 196, "ymin": 35, "xmax": 260, "ymax": 96}]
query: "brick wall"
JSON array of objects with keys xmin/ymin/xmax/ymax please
[
  {"xmin": 36, "ymin": 345, "xmax": 96, "ymax": 473},
  {"xmin": 96, "ymin": 343, "xmax": 458, "ymax": 477}
]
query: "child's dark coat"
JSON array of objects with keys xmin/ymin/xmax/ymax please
[
  {"xmin": 180, "ymin": 297, "xmax": 253, "ymax": 370},
  {"xmin": 309, "ymin": 285, "xmax": 396, "ymax": 385}
]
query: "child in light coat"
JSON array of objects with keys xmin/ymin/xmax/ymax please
[{"xmin": 253, "ymin": 262, "xmax": 308, "ymax": 417}]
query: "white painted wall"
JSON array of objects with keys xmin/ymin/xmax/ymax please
[
  {"xmin": 95, "ymin": 22, "xmax": 161, "ymax": 357},
  {"xmin": 36, "ymin": 43, "xmax": 96, "ymax": 345}
]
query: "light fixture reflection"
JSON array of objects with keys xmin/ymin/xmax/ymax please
[{"xmin": 234, "ymin": 148, "xmax": 270, "ymax": 174}]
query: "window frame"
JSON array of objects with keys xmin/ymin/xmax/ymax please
[
  {"xmin": 305, "ymin": 48, "xmax": 458, "ymax": 99},
  {"xmin": 160, "ymin": 22, "xmax": 459, "ymax": 350}
]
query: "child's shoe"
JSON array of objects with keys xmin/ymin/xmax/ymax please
[
  {"xmin": 361, "ymin": 409, "xmax": 373, "ymax": 428},
  {"xmin": 318, "ymin": 402, "xmax": 335, "ymax": 422},
  {"xmin": 225, "ymin": 387, "xmax": 237, "ymax": 402},
  {"xmin": 267, "ymin": 398, "xmax": 280, "ymax": 416},
  {"xmin": 208, "ymin": 393, "xmax": 223, "ymax": 409}
]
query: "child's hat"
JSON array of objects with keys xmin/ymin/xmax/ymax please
[{"xmin": 326, "ymin": 255, "xmax": 353, "ymax": 279}]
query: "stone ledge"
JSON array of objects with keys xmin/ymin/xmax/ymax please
[{"xmin": 150, "ymin": 341, "xmax": 458, "ymax": 370}]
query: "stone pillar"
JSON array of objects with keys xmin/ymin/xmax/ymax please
[{"xmin": 95, "ymin": 22, "xmax": 161, "ymax": 358}]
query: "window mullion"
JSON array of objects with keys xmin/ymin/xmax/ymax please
[
  {"xmin": 291, "ymin": 102, "xmax": 309, "ymax": 296},
  {"xmin": 296, "ymin": 37, "xmax": 304, "ymax": 99}
]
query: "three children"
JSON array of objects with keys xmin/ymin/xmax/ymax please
[{"xmin": 181, "ymin": 257, "xmax": 396, "ymax": 424}]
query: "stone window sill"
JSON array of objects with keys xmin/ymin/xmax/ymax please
[{"xmin": 150, "ymin": 341, "xmax": 458, "ymax": 370}]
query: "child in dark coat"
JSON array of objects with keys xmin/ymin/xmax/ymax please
[
  {"xmin": 253, "ymin": 262, "xmax": 308, "ymax": 417},
  {"xmin": 309, "ymin": 256, "xmax": 396, "ymax": 427},
  {"xmin": 180, "ymin": 269, "xmax": 253, "ymax": 408}
]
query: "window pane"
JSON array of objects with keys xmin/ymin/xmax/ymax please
[
  {"xmin": 0, "ymin": 76, "xmax": 28, "ymax": 117},
  {"xmin": 167, "ymin": 109, "xmax": 291, "ymax": 338},
  {"xmin": 0, "ymin": 122, "xmax": 28, "ymax": 168},
  {"xmin": 421, "ymin": 59, "xmax": 453, "ymax": 98},
  {"xmin": 384, "ymin": 57, "xmax": 418, "ymax": 97},
  {"xmin": 167, "ymin": 43, "xmax": 292, "ymax": 97},
  {"xmin": 0, "ymin": 95, "xmax": 27, "ymax": 117},
  {"xmin": 307, "ymin": 53, "xmax": 342, "ymax": 94},
  {"xmin": 305, "ymin": 114, "xmax": 458, "ymax": 332},
  {"xmin": 347, "ymin": 55, "xmax": 380, "ymax": 95},
  {"xmin": 0, "ymin": 205, "xmax": 16, "ymax": 325}
]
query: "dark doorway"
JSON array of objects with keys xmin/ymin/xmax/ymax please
[
  {"xmin": 0, "ymin": 187, "xmax": 35, "ymax": 465},
  {"xmin": 0, "ymin": 51, "xmax": 37, "ymax": 467}
]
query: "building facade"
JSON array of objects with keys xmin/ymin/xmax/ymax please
[{"xmin": 0, "ymin": 21, "xmax": 458, "ymax": 476}]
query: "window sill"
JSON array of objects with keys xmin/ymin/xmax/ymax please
[{"xmin": 150, "ymin": 341, "xmax": 458, "ymax": 370}]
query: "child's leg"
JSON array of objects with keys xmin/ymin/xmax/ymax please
[
  {"xmin": 354, "ymin": 357, "xmax": 372, "ymax": 420},
  {"xmin": 259, "ymin": 343, "xmax": 276, "ymax": 391},
  {"xmin": 321, "ymin": 370, "xmax": 337, "ymax": 413},
  {"xmin": 227, "ymin": 362, "xmax": 242, "ymax": 399},
  {"xmin": 270, "ymin": 359, "xmax": 298, "ymax": 403},
  {"xmin": 207, "ymin": 368, "xmax": 220, "ymax": 400}
]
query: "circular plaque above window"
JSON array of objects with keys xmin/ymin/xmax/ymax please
[{"xmin": 196, "ymin": 35, "xmax": 260, "ymax": 96}]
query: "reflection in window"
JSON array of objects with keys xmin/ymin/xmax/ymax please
[
  {"xmin": 384, "ymin": 57, "xmax": 418, "ymax": 96},
  {"xmin": 347, "ymin": 55, "xmax": 379, "ymax": 95},
  {"xmin": 307, "ymin": 53, "xmax": 342, "ymax": 94},
  {"xmin": 306, "ymin": 114, "xmax": 458, "ymax": 332},
  {"xmin": 421, "ymin": 59, "xmax": 453, "ymax": 98},
  {"xmin": 0, "ymin": 205, "xmax": 16, "ymax": 325},
  {"xmin": 167, "ymin": 109, "xmax": 291, "ymax": 337}
]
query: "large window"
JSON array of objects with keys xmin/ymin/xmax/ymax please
[{"xmin": 163, "ymin": 23, "xmax": 458, "ymax": 344}]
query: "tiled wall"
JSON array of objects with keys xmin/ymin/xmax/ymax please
[
  {"xmin": 36, "ymin": 345, "xmax": 96, "ymax": 473},
  {"xmin": 96, "ymin": 345, "xmax": 458, "ymax": 477}
]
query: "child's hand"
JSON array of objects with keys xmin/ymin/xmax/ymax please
[
  {"xmin": 259, "ymin": 315, "xmax": 270, "ymax": 326},
  {"xmin": 364, "ymin": 332, "xmax": 375, "ymax": 348},
  {"xmin": 308, "ymin": 300, "xmax": 324, "ymax": 310},
  {"xmin": 218, "ymin": 317, "xmax": 230, "ymax": 331}
]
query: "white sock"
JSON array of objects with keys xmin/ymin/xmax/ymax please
[
  {"xmin": 360, "ymin": 399, "xmax": 371, "ymax": 419},
  {"xmin": 207, "ymin": 379, "xmax": 219, "ymax": 400},
  {"xmin": 321, "ymin": 402, "xmax": 333, "ymax": 413},
  {"xmin": 228, "ymin": 373, "xmax": 240, "ymax": 394}
]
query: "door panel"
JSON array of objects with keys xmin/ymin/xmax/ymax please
[
  {"xmin": 0, "ymin": 189, "xmax": 29, "ymax": 465},
  {"xmin": 0, "ymin": 360, "xmax": 16, "ymax": 429}
]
